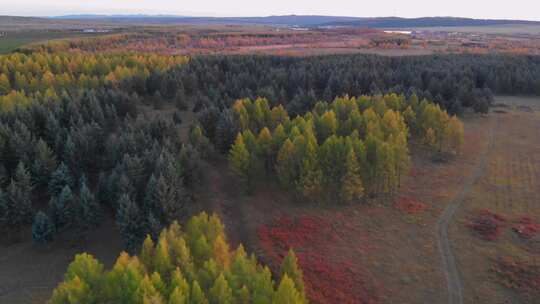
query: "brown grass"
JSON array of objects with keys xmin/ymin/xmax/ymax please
[{"xmin": 450, "ymin": 96, "xmax": 540, "ymax": 303}]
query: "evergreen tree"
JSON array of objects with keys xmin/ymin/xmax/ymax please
[
  {"xmin": 75, "ymin": 180, "xmax": 102, "ymax": 238},
  {"xmin": 216, "ymin": 109, "xmax": 240, "ymax": 153},
  {"xmin": 31, "ymin": 139, "xmax": 57, "ymax": 186},
  {"xmin": 257, "ymin": 127, "xmax": 273, "ymax": 175},
  {"xmin": 168, "ymin": 287, "xmax": 187, "ymax": 304},
  {"xmin": 340, "ymin": 149, "xmax": 364, "ymax": 203},
  {"xmin": 154, "ymin": 237, "xmax": 173, "ymax": 279},
  {"xmin": 280, "ymin": 249, "xmax": 305, "ymax": 300},
  {"xmin": 273, "ymin": 275, "xmax": 303, "ymax": 304},
  {"xmin": 48, "ymin": 162, "xmax": 74, "ymax": 197},
  {"xmin": 2, "ymin": 164, "xmax": 34, "ymax": 230},
  {"xmin": 296, "ymin": 140, "xmax": 323, "ymax": 202},
  {"xmin": 141, "ymin": 235, "xmax": 155, "ymax": 272},
  {"xmin": 209, "ymin": 274, "xmax": 233, "ymax": 304},
  {"xmin": 190, "ymin": 281, "xmax": 208, "ymax": 304},
  {"xmin": 116, "ymin": 194, "xmax": 143, "ymax": 253},
  {"xmin": 50, "ymin": 185, "xmax": 75, "ymax": 229},
  {"xmin": 228, "ymin": 134, "xmax": 251, "ymax": 192},
  {"xmin": 32, "ymin": 211, "xmax": 54, "ymax": 244},
  {"xmin": 143, "ymin": 175, "xmax": 159, "ymax": 220},
  {"xmin": 275, "ymin": 139, "xmax": 297, "ymax": 189},
  {"xmin": 169, "ymin": 268, "xmax": 190, "ymax": 303},
  {"xmin": 48, "ymin": 276, "xmax": 95, "ymax": 304},
  {"xmin": 157, "ymin": 174, "xmax": 179, "ymax": 222}
]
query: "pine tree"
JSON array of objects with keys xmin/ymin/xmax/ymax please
[
  {"xmin": 116, "ymin": 194, "xmax": 143, "ymax": 253},
  {"xmin": 157, "ymin": 174, "xmax": 179, "ymax": 222},
  {"xmin": 212, "ymin": 235, "xmax": 230, "ymax": 268},
  {"xmin": 64, "ymin": 253, "xmax": 104, "ymax": 289},
  {"xmin": 209, "ymin": 273, "xmax": 233, "ymax": 304},
  {"xmin": 216, "ymin": 109, "xmax": 240, "ymax": 153},
  {"xmin": 275, "ymin": 139, "xmax": 297, "ymax": 189},
  {"xmin": 14, "ymin": 161, "xmax": 33, "ymax": 194},
  {"xmin": 48, "ymin": 162, "xmax": 74, "ymax": 197},
  {"xmin": 32, "ymin": 211, "xmax": 54, "ymax": 244},
  {"xmin": 168, "ymin": 287, "xmax": 187, "ymax": 304},
  {"xmin": 190, "ymin": 281, "xmax": 208, "ymax": 304},
  {"xmin": 316, "ymin": 111, "xmax": 338, "ymax": 142},
  {"xmin": 280, "ymin": 249, "xmax": 305, "ymax": 299},
  {"xmin": 146, "ymin": 212, "xmax": 164, "ymax": 241},
  {"xmin": 140, "ymin": 235, "xmax": 155, "ymax": 272},
  {"xmin": 273, "ymin": 275, "xmax": 303, "ymax": 304},
  {"xmin": 75, "ymin": 180, "xmax": 102, "ymax": 238},
  {"xmin": 169, "ymin": 268, "xmax": 190, "ymax": 302},
  {"xmin": 50, "ymin": 185, "xmax": 74, "ymax": 229},
  {"xmin": 154, "ymin": 236, "xmax": 173, "ymax": 279},
  {"xmin": 340, "ymin": 149, "xmax": 364, "ymax": 203},
  {"xmin": 296, "ymin": 141, "xmax": 323, "ymax": 202},
  {"xmin": 228, "ymin": 134, "xmax": 251, "ymax": 192},
  {"xmin": 32, "ymin": 139, "xmax": 57, "ymax": 187},
  {"xmin": 143, "ymin": 174, "xmax": 160, "ymax": 217},
  {"xmin": 48, "ymin": 276, "xmax": 95, "ymax": 304},
  {"xmin": 63, "ymin": 135, "xmax": 79, "ymax": 176},
  {"xmin": 257, "ymin": 127, "xmax": 273, "ymax": 175},
  {"xmin": 3, "ymin": 163, "xmax": 34, "ymax": 229}
]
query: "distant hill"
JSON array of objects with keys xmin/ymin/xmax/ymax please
[
  {"xmin": 51, "ymin": 14, "xmax": 362, "ymax": 26},
  {"xmin": 4, "ymin": 15, "xmax": 540, "ymax": 29},
  {"xmin": 323, "ymin": 17, "xmax": 540, "ymax": 28}
]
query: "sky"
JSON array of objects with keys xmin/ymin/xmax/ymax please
[{"xmin": 2, "ymin": 0, "xmax": 540, "ymax": 21}]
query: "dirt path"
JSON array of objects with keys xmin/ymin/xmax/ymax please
[
  {"xmin": 437, "ymin": 115, "xmax": 497, "ymax": 304},
  {"xmin": 197, "ymin": 160, "xmax": 255, "ymax": 252}
]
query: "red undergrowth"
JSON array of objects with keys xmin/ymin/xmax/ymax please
[
  {"xmin": 394, "ymin": 197, "xmax": 428, "ymax": 214},
  {"xmin": 493, "ymin": 257, "xmax": 540, "ymax": 298},
  {"xmin": 467, "ymin": 209, "xmax": 507, "ymax": 241},
  {"xmin": 512, "ymin": 216, "xmax": 540, "ymax": 239},
  {"xmin": 258, "ymin": 215, "xmax": 380, "ymax": 304}
]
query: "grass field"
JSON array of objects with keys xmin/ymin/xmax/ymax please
[
  {"xmin": 450, "ymin": 96, "xmax": 540, "ymax": 304},
  {"xmin": 0, "ymin": 31, "xmax": 107, "ymax": 54}
]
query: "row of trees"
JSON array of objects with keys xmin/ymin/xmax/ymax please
[
  {"xmin": 227, "ymin": 95, "xmax": 463, "ymax": 201},
  {"xmin": 0, "ymin": 86, "xmax": 206, "ymax": 251},
  {"xmin": 49, "ymin": 213, "xmax": 307, "ymax": 304}
]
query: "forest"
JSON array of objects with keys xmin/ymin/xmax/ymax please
[
  {"xmin": 164, "ymin": 54, "xmax": 540, "ymax": 117},
  {"xmin": 0, "ymin": 43, "xmax": 539, "ymax": 303},
  {"xmin": 227, "ymin": 95, "xmax": 462, "ymax": 199},
  {"xmin": 49, "ymin": 213, "xmax": 307, "ymax": 303}
]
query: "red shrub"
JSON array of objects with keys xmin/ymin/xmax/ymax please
[
  {"xmin": 394, "ymin": 197, "xmax": 428, "ymax": 214},
  {"xmin": 513, "ymin": 216, "xmax": 540, "ymax": 239},
  {"xmin": 467, "ymin": 209, "xmax": 507, "ymax": 241},
  {"xmin": 258, "ymin": 215, "xmax": 380, "ymax": 304},
  {"xmin": 493, "ymin": 257, "xmax": 540, "ymax": 298}
]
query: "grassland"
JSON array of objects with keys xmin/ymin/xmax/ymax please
[
  {"xmin": 0, "ymin": 31, "xmax": 110, "ymax": 54},
  {"xmin": 450, "ymin": 96, "xmax": 540, "ymax": 304}
]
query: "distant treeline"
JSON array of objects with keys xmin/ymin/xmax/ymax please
[
  {"xmin": 155, "ymin": 54, "xmax": 540, "ymax": 117},
  {"xmin": 326, "ymin": 17, "xmax": 540, "ymax": 28}
]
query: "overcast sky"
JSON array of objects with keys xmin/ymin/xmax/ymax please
[{"xmin": 2, "ymin": 0, "xmax": 540, "ymax": 20}]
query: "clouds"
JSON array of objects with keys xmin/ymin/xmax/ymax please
[{"xmin": 2, "ymin": 0, "xmax": 539, "ymax": 20}]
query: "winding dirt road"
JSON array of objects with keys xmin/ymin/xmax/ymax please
[{"xmin": 437, "ymin": 115, "xmax": 497, "ymax": 304}]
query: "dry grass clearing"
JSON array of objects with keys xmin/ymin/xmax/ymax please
[{"xmin": 451, "ymin": 96, "xmax": 540, "ymax": 304}]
